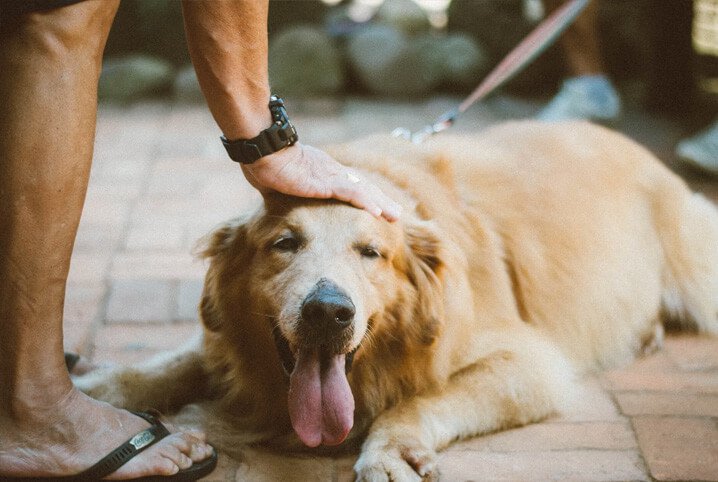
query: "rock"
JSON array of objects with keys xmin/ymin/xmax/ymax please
[
  {"xmin": 268, "ymin": 0, "xmax": 329, "ymax": 36},
  {"xmin": 268, "ymin": 25, "xmax": 344, "ymax": 98},
  {"xmin": 104, "ymin": 0, "xmax": 189, "ymax": 66},
  {"xmin": 347, "ymin": 24, "xmax": 440, "ymax": 97},
  {"xmin": 99, "ymin": 55, "xmax": 175, "ymax": 103},
  {"xmin": 598, "ymin": 0, "xmax": 648, "ymax": 82},
  {"xmin": 135, "ymin": 0, "xmax": 189, "ymax": 65},
  {"xmin": 413, "ymin": 33, "xmax": 489, "ymax": 91},
  {"xmin": 173, "ymin": 65, "xmax": 204, "ymax": 103},
  {"xmin": 447, "ymin": 0, "xmax": 563, "ymax": 95},
  {"xmin": 375, "ymin": 0, "xmax": 430, "ymax": 36}
]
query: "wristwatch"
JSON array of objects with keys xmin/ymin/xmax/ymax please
[{"xmin": 220, "ymin": 95, "xmax": 299, "ymax": 164}]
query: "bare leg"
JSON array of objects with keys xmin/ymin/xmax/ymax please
[
  {"xmin": 545, "ymin": 0, "xmax": 605, "ymax": 76},
  {"xmin": 538, "ymin": 0, "xmax": 620, "ymax": 121},
  {"xmin": 0, "ymin": 2, "xmax": 212, "ymax": 478}
]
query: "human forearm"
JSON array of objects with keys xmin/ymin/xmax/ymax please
[{"xmin": 181, "ymin": 0, "xmax": 271, "ymax": 139}]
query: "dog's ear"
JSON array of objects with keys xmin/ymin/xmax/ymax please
[
  {"xmin": 199, "ymin": 284, "xmax": 222, "ymax": 332},
  {"xmin": 195, "ymin": 221, "xmax": 242, "ymax": 260},
  {"xmin": 195, "ymin": 219, "xmax": 250, "ymax": 332},
  {"xmin": 402, "ymin": 219, "xmax": 445, "ymax": 344}
]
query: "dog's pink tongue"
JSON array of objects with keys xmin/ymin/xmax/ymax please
[{"xmin": 288, "ymin": 349, "xmax": 354, "ymax": 447}]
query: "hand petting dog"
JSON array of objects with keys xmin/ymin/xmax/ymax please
[{"xmin": 241, "ymin": 142, "xmax": 403, "ymax": 222}]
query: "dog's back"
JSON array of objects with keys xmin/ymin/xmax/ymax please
[
  {"xmin": 449, "ymin": 121, "xmax": 718, "ymax": 370},
  {"xmin": 332, "ymin": 121, "xmax": 718, "ymax": 372}
]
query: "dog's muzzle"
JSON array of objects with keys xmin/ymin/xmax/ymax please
[
  {"xmin": 300, "ymin": 278, "xmax": 355, "ymax": 338},
  {"xmin": 273, "ymin": 278, "xmax": 359, "ymax": 378}
]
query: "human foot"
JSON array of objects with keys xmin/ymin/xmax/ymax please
[
  {"xmin": 537, "ymin": 75, "xmax": 621, "ymax": 122},
  {"xmin": 0, "ymin": 388, "xmax": 215, "ymax": 480},
  {"xmin": 676, "ymin": 119, "xmax": 718, "ymax": 175}
]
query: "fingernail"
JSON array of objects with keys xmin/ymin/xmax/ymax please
[{"xmin": 384, "ymin": 202, "xmax": 402, "ymax": 221}]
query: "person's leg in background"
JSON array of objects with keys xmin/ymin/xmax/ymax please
[
  {"xmin": 537, "ymin": 0, "xmax": 621, "ymax": 121},
  {"xmin": 677, "ymin": 118, "xmax": 718, "ymax": 173},
  {"xmin": 0, "ymin": 1, "xmax": 212, "ymax": 478},
  {"xmin": 668, "ymin": 0, "xmax": 718, "ymax": 174}
]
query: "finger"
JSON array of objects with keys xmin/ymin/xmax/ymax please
[
  {"xmin": 333, "ymin": 174, "xmax": 387, "ymax": 219},
  {"xmin": 339, "ymin": 169, "xmax": 402, "ymax": 221},
  {"xmin": 377, "ymin": 193, "xmax": 402, "ymax": 222}
]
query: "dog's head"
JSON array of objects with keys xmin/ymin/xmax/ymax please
[{"xmin": 199, "ymin": 193, "xmax": 445, "ymax": 447}]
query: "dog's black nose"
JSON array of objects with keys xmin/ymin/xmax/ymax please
[{"xmin": 301, "ymin": 279, "xmax": 355, "ymax": 331}]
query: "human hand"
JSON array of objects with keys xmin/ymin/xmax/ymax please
[{"xmin": 240, "ymin": 142, "xmax": 402, "ymax": 222}]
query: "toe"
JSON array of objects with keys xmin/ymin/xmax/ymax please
[{"xmin": 176, "ymin": 430, "xmax": 212, "ymax": 462}]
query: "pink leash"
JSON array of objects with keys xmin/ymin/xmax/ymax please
[{"xmin": 394, "ymin": 0, "xmax": 591, "ymax": 143}]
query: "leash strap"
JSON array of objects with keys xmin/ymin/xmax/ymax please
[{"xmin": 396, "ymin": 0, "xmax": 591, "ymax": 144}]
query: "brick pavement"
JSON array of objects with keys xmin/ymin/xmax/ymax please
[{"xmin": 63, "ymin": 97, "xmax": 718, "ymax": 481}]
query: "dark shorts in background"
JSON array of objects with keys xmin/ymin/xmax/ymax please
[{"xmin": 2, "ymin": 0, "xmax": 87, "ymax": 16}]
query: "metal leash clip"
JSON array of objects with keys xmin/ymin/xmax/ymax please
[
  {"xmin": 392, "ymin": 109, "xmax": 459, "ymax": 144},
  {"xmin": 392, "ymin": 0, "xmax": 590, "ymax": 145}
]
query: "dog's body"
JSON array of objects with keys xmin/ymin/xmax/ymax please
[{"xmin": 77, "ymin": 121, "xmax": 718, "ymax": 481}]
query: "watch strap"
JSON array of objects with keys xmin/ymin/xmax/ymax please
[{"xmin": 221, "ymin": 95, "xmax": 298, "ymax": 164}]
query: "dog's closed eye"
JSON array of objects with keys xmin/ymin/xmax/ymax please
[
  {"xmin": 272, "ymin": 235, "xmax": 300, "ymax": 252},
  {"xmin": 357, "ymin": 244, "xmax": 382, "ymax": 259}
]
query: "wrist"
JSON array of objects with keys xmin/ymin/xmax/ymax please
[
  {"xmin": 219, "ymin": 97, "xmax": 273, "ymax": 140},
  {"xmin": 220, "ymin": 95, "xmax": 299, "ymax": 165}
]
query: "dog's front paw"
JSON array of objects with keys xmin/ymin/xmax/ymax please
[{"xmin": 354, "ymin": 437, "xmax": 438, "ymax": 482}]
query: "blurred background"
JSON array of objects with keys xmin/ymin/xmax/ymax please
[{"xmin": 98, "ymin": 0, "xmax": 717, "ymax": 127}]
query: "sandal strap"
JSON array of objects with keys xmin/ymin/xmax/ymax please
[{"xmin": 71, "ymin": 411, "xmax": 170, "ymax": 480}]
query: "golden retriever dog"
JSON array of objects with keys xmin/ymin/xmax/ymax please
[{"xmin": 77, "ymin": 121, "xmax": 718, "ymax": 481}]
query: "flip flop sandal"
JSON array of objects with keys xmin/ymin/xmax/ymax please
[{"xmin": 0, "ymin": 411, "xmax": 218, "ymax": 481}]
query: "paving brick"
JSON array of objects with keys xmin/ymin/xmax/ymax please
[
  {"xmin": 458, "ymin": 422, "xmax": 637, "ymax": 452},
  {"xmin": 436, "ymin": 449, "xmax": 648, "ymax": 481},
  {"xmin": 67, "ymin": 253, "xmax": 112, "ymax": 283},
  {"xmin": 176, "ymin": 279, "xmax": 204, "ymax": 321},
  {"xmin": 663, "ymin": 334, "xmax": 718, "ymax": 372},
  {"xmin": 105, "ymin": 279, "xmax": 175, "ymax": 323},
  {"xmin": 86, "ymin": 178, "xmax": 143, "ymax": 199},
  {"xmin": 92, "ymin": 322, "xmax": 200, "ymax": 365},
  {"xmin": 78, "ymin": 193, "xmax": 133, "ymax": 227},
  {"xmin": 125, "ymin": 223, "xmax": 185, "ymax": 250},
  {"xmin": 602, "ymin": 350, "xmax": 718, "ymax": 394},
  {"xmin": 73, "ymin": 222, "xmax": 124, "ymax": 252},
  {"xmin": 232, "ymin": 447, "xmax": 334, "ymax": 482},
  {"xmin": 94, "ymin": 322, "xmax": 200, "ymax": 351},
  {"xmin": 63, "ymin": 283, "xmax": 107, "ymax": 353},
  {"xmin": 615, "ymin": 391, "xmax": 718, "ymax": 417},
  {"xmin": 145, "ymin": 157, "xmax": 219, "ymax": 197},
  {"xmin": 110, "ymin": 253, "xmax": 207, "ymax": 280},
  {"xmin": 632, "ymin": 416, "xmax": 718, "ymax": 481},
  {"xmin": 130, "ymin": 199, "xmax": 243, "ymax": 232}
]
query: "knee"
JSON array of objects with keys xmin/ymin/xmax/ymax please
[{"xmin": 18, "ymin": 1, "xmax": 119, "ymax": 63}]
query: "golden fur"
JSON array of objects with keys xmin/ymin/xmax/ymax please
[{"xmin": 77, "ymin": 121, "xmax": 718, "ymax": 481}]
